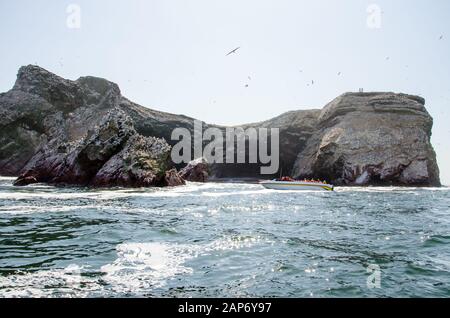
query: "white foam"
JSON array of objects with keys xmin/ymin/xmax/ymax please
[
  {"xmin": 0, "ymin": 183, "xmax": 262, "ymax": 202},
  {"xmin": 100, "ymin": 242, "xmax": 194, "ymax": 292},
  {"xmin": 0, "ymin": 235, "xmax": 268, "ymax": 297},
  {"xmin": 0, "ymin": 204, "xmax": 101, "ymax": 215},
  {"xmin": 0, "ymin": 177, "xmax": 16, "ymax": 182},
  {"xmin": 0, "ymin": 192, "xmax": 100, "ymax": 200},
  {"xmin": 336, "ymin": 187, "xmax": 412, "ymax": 193},
  {"xmin": 0, "ymin": 265, "xmax": 101, "ymax": 298},
  {"xmin": 100, "ymin": 235, "xmax": 268, "ymax": 293},
  {"xmin": 336, "ymin": 186, "xmax": 450, "ymax": 193},
  {"xmin": 201, "ymin": 189, "xmax": 266, "ymax": 197}
]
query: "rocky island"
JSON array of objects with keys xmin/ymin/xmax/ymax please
[{"xmin": 0, "ymin": 65, "xmax": 441, "ymax": 187}]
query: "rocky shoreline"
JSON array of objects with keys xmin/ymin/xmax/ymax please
[
  {"xmin": 0, "ymin": 65, "xmax": 441, "ymax": 187},
  {"xmin": 13, "ymin": 108, "xmax": 185, "ymax": 187}
]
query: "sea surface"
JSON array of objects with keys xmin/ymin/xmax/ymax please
[{"xmin": 0, "ymin": 176, "xmax": 449, "ymax": 298}]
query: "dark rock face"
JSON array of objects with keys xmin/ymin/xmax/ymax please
[
  {"xmin": 90, "ymin": 133, "xmax": 173, "ymax": 187},
  {"xmin": 14, "ymin": 108, "xmax": 175, "ymax": 187},
  {"xmin": 0, "ymin": 66, "xmax": 123, "ymax": 176},
  {"xmin": 5, "ymin": 66, "xmax": 180, "ymax": 188},
  {"xmin": 180, "ymin": 158, "xmax": 209, "ymax": 182},
  {"xmin": 0, "ymin": 66, "xmax": 441, "ymax": 187},
  {"xmin": 209, "ymin": 109, "xmax": 320, "ymax": 179},
  {"xmin": 291, "ymin": 93, "xmax": 440, "ymax": 186},
  {"xmin": 13, "ymin": 176, "xmax": 38, "ymax": 186}
]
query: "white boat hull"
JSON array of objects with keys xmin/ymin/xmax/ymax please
[{"xmin": 260, "ymin": 181, "xmax": 334, "ymax": 191}]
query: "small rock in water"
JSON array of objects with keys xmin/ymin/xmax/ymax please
[{"xmin": 180, "ymin": 158, "xmax": 209, "ymax": 182}]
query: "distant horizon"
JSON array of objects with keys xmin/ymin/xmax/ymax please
[{"xmin": 1, "ymin": 0, "xmax": 449, "ymax": 184}]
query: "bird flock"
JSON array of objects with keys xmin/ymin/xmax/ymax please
[{"xmin": 224, "ymin": 35, "xmax": 445, "ymax": 90}]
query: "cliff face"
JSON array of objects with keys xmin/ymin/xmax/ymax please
[
  {"xmin": 291, "ymin": 93, "xmax": 440, "ymax": 186},
  {"xmin": 0, "ymin": 66, "xmax": 122, "ymax": 176},
  {"xmin": 0, "ymin": 66, "xmax": 184, "ymax": 187},
  {"xmin": 0, "ymin": 66, "xmax": 441, "ymax": 187}
]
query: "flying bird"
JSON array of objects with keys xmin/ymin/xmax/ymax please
[
  {"xmin": 439, "ymin": 35, "xmax": 444, "ymax": 40},
  {"xmin": 337, "ymin": 72, "xmax": 341, "ymax": 76},
  {"xmin": 248, "ymin": 76, "xmax": 251, "ymax": 80},
  {"xmin": 226, "ymin": 47, "xmax": 240, "ymax": 56},
  {"xmin": 245, "ymin": 84, "xmax": 249, "ymax": 88}
]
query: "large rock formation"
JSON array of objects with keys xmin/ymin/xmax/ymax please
[
  {"xmin": 291, "ymin": 93, "xmax": 440, "ymax": 186},
  {"xmin": 0, "ymin": 65, "xmax": 441, "ymax": 187},
  {"xmin": 3, "ymin": 66, "xmax": 183, "ymax": 187},
  {"xmin": 0, "ymin": 65, "xmax": 124, "ymax": 176},
  {"xmin": 13, "ymin": 108, "xmax": 181, "ymax": 187}
]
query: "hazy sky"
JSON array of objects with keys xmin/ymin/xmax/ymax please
[{"xmin": 0, "ymin": 0, "xmax": 449, "ymax": 184}]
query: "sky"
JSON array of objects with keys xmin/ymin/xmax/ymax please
[{"xmin": 0, "ymin": 0, "xmax": 449, "ymax": 184}]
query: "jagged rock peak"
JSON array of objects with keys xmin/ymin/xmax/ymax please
[
  {"xmin": 12, "ymin": 65, "xmax": 85, "ymax": 112},
  {"xmin": 13, "ymin": 65, "xmax": 69, "ymax": 91},
  {"xmin": 76, "ymin": 76, "xmax": 121, "ymax": 97}
]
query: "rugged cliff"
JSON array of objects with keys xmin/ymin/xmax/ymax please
[
  {"xmin": 291, "ymin": 93, "xmax": 440, "ymax": 186},
  {"xmin": 0, "ymin": 66, "xmax": 185, "ymax": 187},
  {"xmin": 0, "ymin": 65, "xmax": 441, "ymax": 186}
]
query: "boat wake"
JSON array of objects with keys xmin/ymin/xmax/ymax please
[{"xmin": 0, "ymin": 235, "xmax": 270, "ymax": 297}]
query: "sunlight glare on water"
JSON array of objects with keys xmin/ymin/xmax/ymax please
[{"xmin": 0, "ymin": 177, "xmax": 449, "ymax": 297}]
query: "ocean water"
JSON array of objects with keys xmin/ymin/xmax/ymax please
[{"xmin": 0, "ymin": 176, "xmax": 449, "ymax": 298}]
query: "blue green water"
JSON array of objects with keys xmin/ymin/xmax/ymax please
[{"xmin": 0, "ymin": 176, "xmax": 449, "ymax": 298}]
